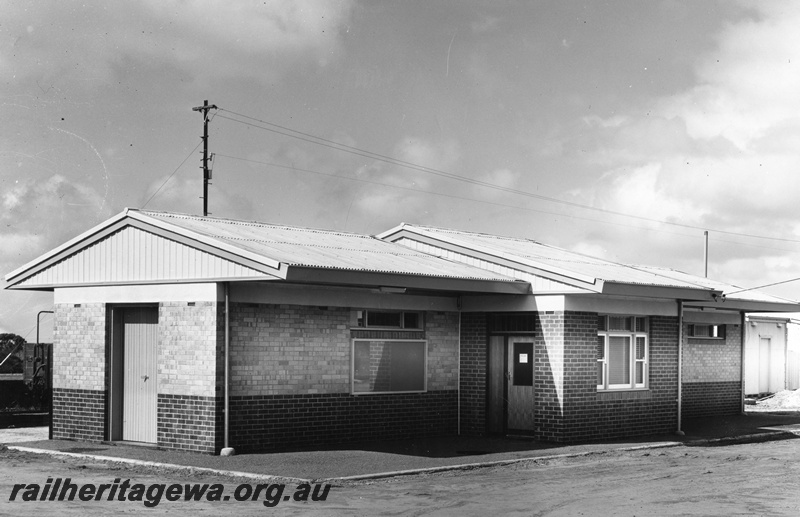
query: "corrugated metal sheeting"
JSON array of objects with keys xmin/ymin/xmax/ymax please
[
  {"xmin": 396, "ymin": 237, "xmax": 584, "ymax": 293},
  {"xmin": 391, "ymin": 224, "xmax": 737, "ymax": 293},
  {"xmin": 137, "ymin": 211, "xmax": 516, "ymax": 282}
]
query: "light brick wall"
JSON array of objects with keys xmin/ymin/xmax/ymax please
[
  {"xmin": 158, "ymin": 302, "xmax": 221, "ymax": 398},
  {"xmin": 535, "ymin": 311, "xmax": 567, "ymax": 440},
  {"xmin": 683, "ymin": 323, "xmax": 742, "ymax": 382},
  {"xmin": 228, "ymin": 304, "xmax": 459, "ymax": 397},
  {"xmin": 425, "ymin": 311, "xmax": 459, "ymax": 391},
  {"xmin": 682, "ymin": 322, "xmax": 742, "ymax": 418},
  {"xmin": 52, "ymin": 303, "xmax": 106, "ymax": 391},
  {"xmin": 229, "ymin": 303, "xmax": 351, "ymax": 396},
  {"xmin": 226, "ymin": 303, "xmax": 459, "ymax": 451}
]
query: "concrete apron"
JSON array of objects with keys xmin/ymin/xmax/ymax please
[{"xmin": 0, "ymin": 426, "xmax": 48, "ymax": 443}]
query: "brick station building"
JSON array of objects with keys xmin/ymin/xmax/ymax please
[{"xmin": 5, "ymin": 209, "xmax": 798, "ymax": 454}]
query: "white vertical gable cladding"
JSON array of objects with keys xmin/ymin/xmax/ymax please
[
  {"xmin": 16, "ymin": 226, "xmax": 268, "ymax": 287},
  {"xmin": 395, "ymin": 237, "xmax": 577, "ymax": 292}
]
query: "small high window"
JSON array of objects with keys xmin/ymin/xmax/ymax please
[
  {"xmin": 688, "ymin": 324, "xmax": 726, "ymax": 339},
  {"xmin": 356, "ymin": 310, "xmax": 423, "ymax": 329}
]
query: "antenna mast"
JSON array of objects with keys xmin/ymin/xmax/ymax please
[{"xmin": 192, "ymin": 100, "xmax": 218, "ymax": 216}]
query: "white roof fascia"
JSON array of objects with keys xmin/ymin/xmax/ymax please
[
  {"xmin": 378, "ymin": 224, "xmax": 602, "ymax": 287},
  {"xmin": 684, "ymin": 300, "xmax": 800, "ymax": 313}
]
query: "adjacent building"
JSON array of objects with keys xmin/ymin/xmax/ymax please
[{"xmin": 744, "ymin": 315, "xmax": 800, "ymax": 395}]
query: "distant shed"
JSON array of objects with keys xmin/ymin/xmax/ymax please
[{"xmin": 744, "ymin": 315, "xmax": 800, "ymax": 395}]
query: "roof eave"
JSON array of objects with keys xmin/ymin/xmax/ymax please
[
  {"xmin": 601, "ymin": 281, "xmax": 721, "ymax": 301},
  {"xmin": 684, "ymin": 299, "xmax": 800, "ymax": 313},
  {"xmin": 284, "ymin": 266, "xmax": 531, "ymax": 295}
]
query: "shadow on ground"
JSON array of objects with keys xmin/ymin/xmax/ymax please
[{"xmin": 6, "ymin": 411, "xmax": 800, "ymax": 480}]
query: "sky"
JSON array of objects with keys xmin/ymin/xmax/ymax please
[{"xmin": 2, "ymin": 0, "xmax": 800, "ymax": 341}]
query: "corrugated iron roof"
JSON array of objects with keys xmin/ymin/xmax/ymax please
[
  {"xmin": 386, "ymin": 224, "xmax": 720, "ymax": 291},
  {"xmin": 633, "ymin": 265, "xmax": 799, "ymax": 304},
  {"xmin": 384, "ymin": 224, "xmax": 800, "ymax": 305},
  {"xmin": 135, "ymin": 210, "xmax": 519, "ymax": 283}
]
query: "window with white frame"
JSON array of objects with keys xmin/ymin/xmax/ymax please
[
  {"xmin": 597, "ymin": 315, "xmax": 648, "ymax": 390},
  {"xmin": 352, "ymin": 339, "xmax": 427, "ymax": 394}
]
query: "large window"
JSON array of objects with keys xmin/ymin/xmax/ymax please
[
  {"xmin": 597, "ymin": 315, "xmax": 648, "ymax": 390},
  {"xmin": 352, "ymin": 339, "xmax": 427, "ymax": 394}
]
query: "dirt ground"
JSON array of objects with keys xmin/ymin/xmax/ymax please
[
  {"xmin": 2, "ymin": 438, "xmax": 800, "ymax": 516},
  {"xmin": 749, "ymin": 389, "xmax": 800, "ymax": 411}
]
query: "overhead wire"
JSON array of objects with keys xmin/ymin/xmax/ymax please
[
  {"xmin": 725, "ymin": 277, "xmax": 800, "ymax": 296},
  {"xmin": 216, "ymin": 107, "xmax": 800, "ymax": 246},
  {"xmin": 141, "ymin": 104, "xmax": 800, "ymax": 294},
  {"xmin": 219, "ymin": 151, "xmax": 800, "ymax": 295},
  {"xmin": 144, "ymin": 111, "xmax": 219, "ymax": 209},
  {"xmin": 217, "ymin": 151, "xmax": 800, "ymax": 262},
  {"xmin": 215, "ymin": 153, "xmax": 706, "ymax": 240},
  {"xmin": 142, "ymin": 140, "xmax": 202, "ymax": 209}
]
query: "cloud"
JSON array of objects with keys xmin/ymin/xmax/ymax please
[
  {"xmin": 0, "ymin": 172, "xmax": 112, "ymax": 336},
  {"xmin": 1, "ymin": 0, "xmax": 356, "ymax": 85},
  {"xmin": 139, "ymin": 0, "xmax": 354, "ymax": 69},
  {"xmin": 474, "ymin": 168, "xmax": 520, "ymax": 200},
  {"xmin": 392, "ymin": 136, "xmax": 461, "ymax": 190},
  {"xmin": 0, "ymin": 175, "xmax": 110, "ymax": 261},
  {"xmin": 661, "ymin": 3, "xmax": 800, "ymax": 149},
  {"xmin": 550, "ymin": 2, "xmax": 800, "ymax": 294},
  {"xmin": 142, "ymin": 168, "xmax": 254, "ymax": 218},
  {"xmin": 571, "ymin": 2, "xmax": 800, "ymax": 232}
]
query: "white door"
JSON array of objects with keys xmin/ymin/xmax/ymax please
[
  {"xmin": 758, "ymin": 337, "xmax": 785, "ymax": 394},
  {"xmin": 122, "ymin": 307, "xmax": 158, "ymax": 443}
]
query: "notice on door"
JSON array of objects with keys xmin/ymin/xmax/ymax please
[{"xmin": 519, "ymin": 354, "xmax": 528, "ymax": 364}]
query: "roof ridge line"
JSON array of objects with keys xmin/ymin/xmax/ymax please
[{"xmin": 137, "ymin": 209, "xmax": 378, "ymax": 238}]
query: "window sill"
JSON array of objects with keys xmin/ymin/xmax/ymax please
[
  {"xmin": 350, "ymin": 326, "xmax": 422, "ymax": 331},
  {"xmin": 351, "ymin": 390, "xmax": 427, "ymax": 396},
  {"xmin": 688, "ymin": 337, "xmax": 726, "ymax": 344},
  {"xmin": 597, "ymin": 389, "xmax": 651, "ymax": 401}
]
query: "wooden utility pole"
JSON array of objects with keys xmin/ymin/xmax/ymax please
[{"xmin": 192, "ymin": 100, "xmax": 217, "ymax": 216}]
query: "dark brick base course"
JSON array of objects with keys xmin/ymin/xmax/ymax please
[
  {"xmin": 52, "ymin": 387, "xmax": 105, "ymax": 442},
  {"xmin": 229, "ymin": 390, "xmax": 457, "ymax": 453},
  {"xmin": 682, "ymin": 381, "xmax": 742, "ymax": 419},
  {"xmin": 158, "ymin": 394, "xmax": 222, "ymax": 454}
]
